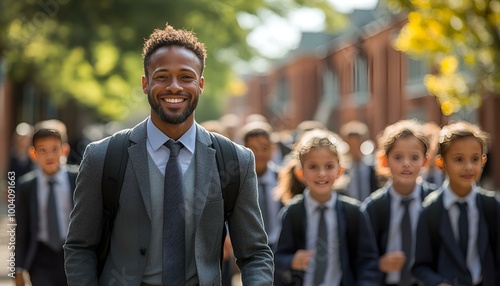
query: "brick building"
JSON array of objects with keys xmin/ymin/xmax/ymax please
[{"xmin": 231, "ymin": 8, "xmax": 500, "ymax": 189}]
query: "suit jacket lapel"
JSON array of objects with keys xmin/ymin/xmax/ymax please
[
  {"xmin": 128, "ymin": 120, "xmax": 152, "ymax": 219},
  {"xmin": 439, "ymin": 205, "xmax": 468, "ymax": 271},
  {"xmin": 193, "ymin": 125, "xmax": 219, "ymax": 230},
  {"xmin": 476, "ymin": 195, "xmax": 489, "ymax": 262},
  {"xmin": 336, "ymin": 199, "xmax": 351, "ymax": 284},
  {"xmin": 380, "ymin": 189, "xmax": 391, "ymax": 254},
  {"xmin": 66, "ymin": 170, "xmax": 77, "ymax": 207}
]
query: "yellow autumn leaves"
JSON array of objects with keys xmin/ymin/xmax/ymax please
[{"xmin": 389, "ymin": 0, "xmax": 500, "ymax": 115}]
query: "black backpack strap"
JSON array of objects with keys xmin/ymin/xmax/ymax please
[
  {"xmin": 98, "ymin": 129, "xmax": 131, "ymax": 277},
  {"xmin": 209, "ymin": 132, "xmax": 240, "ymax": 220},
  {"xmin": 209, "ymin": 132, "xmax": 241, "ymax": 269}
]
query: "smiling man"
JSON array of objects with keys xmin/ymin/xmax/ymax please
[{"xmin": 64, "ymin": 23, "xmax": 273, "ymax": 285}]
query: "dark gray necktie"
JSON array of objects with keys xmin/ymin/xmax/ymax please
[
  {"xmin": 313, "ymin": 205, "xmax": 328, "ymax": 285},
  {"xmin": 457, "ymin": 202, "xmax": 468, "ymax": 259},
  {"xmin": 400, "ymin": 197, "xmax": 413, "ymax": 286},
  {"xmin": 47, "ymin": 179, "xmax": 63, "ymax": 251},
  {"xmin": 162, "ymin": 140, "xmax": 185, "ymax": 285}
]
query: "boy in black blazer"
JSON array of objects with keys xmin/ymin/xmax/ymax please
[{"xmin": 15, "ymin": 122, "xmax": 78, "ymax": 286}]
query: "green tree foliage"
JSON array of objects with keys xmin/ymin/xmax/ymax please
[
  {"xmin": 0, "ymin": 0, "xmax": 341, "ymax": 121},
  {"xmin": 387, "ymin": 0, "xmax": 500, "ymax": 115}
]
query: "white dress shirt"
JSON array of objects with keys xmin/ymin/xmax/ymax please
[
  {"xmin": 36, "ymin": 166, "xmax": 72, "ymax": 243},
  {"xmin": 385, "ymin": 183, "xmax": 422, "ymax": 284},
  {"xmin": 442, "ymin": 182, "xmax": 481, "ymax": 284},
  {"xmin": 146, "ymin": 117, "xmax": 196, "ymax": 176}
]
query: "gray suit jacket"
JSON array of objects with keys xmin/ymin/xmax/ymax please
[{"xmin": 64, "ymin": 119, "xmax": 273, "ymax": 285}]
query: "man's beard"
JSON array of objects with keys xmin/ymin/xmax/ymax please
[{"xmin": 148, "ymin": 92, "xmax": 199, "ymax": 124}]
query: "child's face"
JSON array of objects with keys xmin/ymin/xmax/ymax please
[
  {"xmin": 245, "ymin": 135, "xmax": 273, "ymax": 176},
  {"xmin": 32, "ymin": 136, "xmax": 63, "ymax": 176},
  {"xmin": 386, "ymin": 136, "xmax": 427, "ymax": 193},
  {"xmin": 301, "ymin": 147, "xmax": 343, "ymax": 203},
  {"xmin": 442, "ymin": 137, "xmax": 485, "ymax": 196}
]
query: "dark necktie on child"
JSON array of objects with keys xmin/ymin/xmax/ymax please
[
  {"xmin": 47, "ymin": 179, "xmax": 63, "ymax": 251},
  {"xmin": 400, "ymin": 197, "xmax": 413, "ymax": 286},
  {"xmin": 457, "ymin": 202, "xmax": 468, "ymax": 260},
  {"xmin": 163, "ymin": 140, "xmax": 185, "ymax": 285},
  {"xmin": 314, "ymin": 205, "xmax": 328, "ymax": 285}
]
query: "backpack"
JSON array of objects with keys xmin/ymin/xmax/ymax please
[{"xmin": 97, "ymin": 129, "xmax": 240, "ymax": 277}]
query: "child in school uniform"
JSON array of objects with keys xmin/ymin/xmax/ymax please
[
  {"xmin": 412, "ymin": 121, "xmax": 500, "ymax": 286},
  {"xmin": 274, "ymin": 129, "xmax": 380, "ymax": 286},
  {"xmin": 15, "ymin": 124, "xmax": 78, "ymax": 286},
  {"xmin": 362, "ymin": 119, "xmax": 437, "ymax": 286},
  {"xmin": 240, "ymin": 121, "xmax": 283, "ymax": 249}
]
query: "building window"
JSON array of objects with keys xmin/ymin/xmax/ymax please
[
  {"xmin": 406, "ymin": 56, "xmax": 428, "ymax": 98},
  {"xmin": 353, "ymin": 55, "xmax": 369, "ymax": 104},
  {"xmin": 314, "ymin": 65, "xmax": 339, "ymax": 124},
  {"xmin": 269, "ymin": 75, "xmax": 289, "ymax": 115}
]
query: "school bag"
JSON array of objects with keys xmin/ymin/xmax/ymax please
[{"xmin": 97, "ymin": 129, "xmax": 240, "ymax": 277}]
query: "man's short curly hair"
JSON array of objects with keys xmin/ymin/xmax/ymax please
[{"xmin": 142, "ymin": 23, "xmax": 207, "ymax": 77}]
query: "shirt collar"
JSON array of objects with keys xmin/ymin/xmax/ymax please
[
  {"xmin": 304, "ymin": 188, "xmax": 337, "ymax": 212},
  {"xmin": 37, "ymin": 165, "xmax": 67, "ymax": 185},
  {"xmin": 442, "ymin": 181, "xmax": 477, "ymax": 210},
  {"xmin": 146, "ymin": 117, "xmax": 196, "ymax": 154},
  {"xmin": 387, "ymin": 182, "xmax": 421, "ymax": 204}
]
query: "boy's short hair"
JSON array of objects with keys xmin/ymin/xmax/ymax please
[
  {"xmin": 240, "ymin": 121, "xmax": 273, "ymax": 143},
  {"xmin": 438, "ymin": 121, "xmax": 489, "ymax": 157},
  {"xmin": 34, "ymin": 119, "xmax": 68, "ymax": 143},
  {"xmin": 32, "ymin": 129, "xmax": 63, "ymax": 146}
]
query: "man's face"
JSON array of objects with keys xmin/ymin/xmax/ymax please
[{"xmin": 142, "ymin": 46, "xmax": 204, "ymax": 125}]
